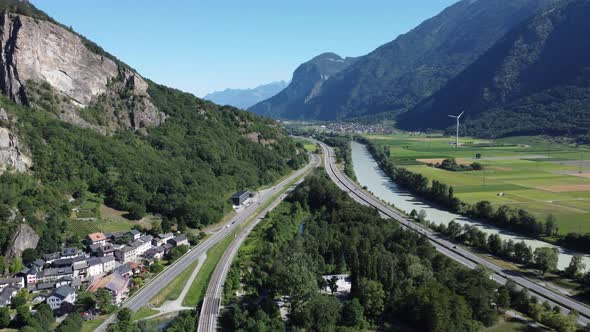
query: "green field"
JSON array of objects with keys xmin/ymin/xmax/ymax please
[{"xmin": 367, "ymin": 134, "xmax": 590, "ymax": 234}]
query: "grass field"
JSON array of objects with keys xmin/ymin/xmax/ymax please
[
  {"xmin": 182, "ymin": 231, "xmax": 235, "ymax": 306},
  {"xmin": 367, "ymin": 134, "xmax": 590, "ymax": 234},
  {"xmin": 132, "ymin": 306, "xmax": 159, "ymax": 321},
  {"xmin": 68, "ymin": 204, "xmax": 155, "ymax": 238},
  {"xmin": 293, "ymin": 138, "xmax": 318, "ymax": 153},
  {"xmin": 149, "ymin": 259, "xmax": 200, "ymax": 307}
]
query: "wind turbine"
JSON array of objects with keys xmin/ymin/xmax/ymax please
[{"xmin": 448, "ymin": 111, "xmax": 464, "ymax": 148}]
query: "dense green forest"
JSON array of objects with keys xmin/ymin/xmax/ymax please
[
  {"xmin": 218, "ymin": 171, "xmax": 519, "ymax": 331},
  {"xmin": 0, "ymin": 80, "xmax": 307, "ymax": 255}
]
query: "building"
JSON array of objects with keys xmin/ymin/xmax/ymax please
[
  {"xmin": 86, "ymin": 232, "xmax": 107, "ymax": 246},
  {"xmin": 31, "ymin": 259, "xmax": 45, "ymax": 270},
  {"xmin": 0, "ymin": 286, "xmax": 18, "ymax": 307},
  {"xmin": 169, "ymin": 235, "xmax": 188, "ymax": 247},
  {"xmin": 72, "ymin": 260, "xmax": 88, "ymax": 280},
  {"xmin": 143, "ymin": 247, "xmax": 164, "ymax": 261},
  {"xmin": 127, "ymin": 230, "xmax": 141, "ymax": 241},
  {"xmin": 0, "ymin": 277, "xmax": 24, "ymax": 291},
  {"xmin": 89, "ymin": 273, "xmax": 129, "ymax": 304},
  {"xmin": 101, "ymin": 256, "xmax": 116, "ymax": 273},
  {"xmin": 321, "ymin": 274, "xmax": 352, "ymax": 295},
  {"xmin": 115, "ymin": 246, "xmax": 138, "ymax": 263},
  {"xmin": 43, "ymin": 252, "xmax": 61, "ymax": 264},
  {"xmin": 60, "ymin": 247, "xmax": 80, "ymax": 259},
  {"xmin": 152, "ymin": 233, "xmax": 173, "ymax": 247},
  {"xmin": 41, "ymin": 267, "xmax": 73, "ymax": 283},
  {"xmin": 97, "ymin": 244, "xmax": 116, "ymax": 257},
  {"xmin": 16, "ymin": 267, "xmax": 40, "ymax": 289},
  {"xmin": 231, "ymin": 191, "xmax": 250, "ymax": 206},
  {"xmin": 47, "ymin": 285, "xmax": 76, "ymax": 310},
  {"xmin": 87, "ymin": 258, "xmax": 104, "ymax": 277}
]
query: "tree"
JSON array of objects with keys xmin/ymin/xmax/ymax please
[
  {"xmin": 11, "ymin": 288, "xmax": 28, "ymax": 309},
  {"xmin": 340, "ymin": 298, "xmax": 365, "ymax": 328},
  {"xmin": 303, "ymin": 295, "xmax": 341, "ymax": 332},
  {"xmin": 21, "ymin": 248, "xmax": 38, "ymax": 265},
  {"xmin": 514, "ymin": 241, "xmax": 533, "ymax": 264},
  {"xmin": 9, "ymin": 256, "xmax": 24, "ymax": 274},
  {"xmin": 475, "ymin": 153, "xmax": 482, "ymax": 159},
  {"xmin": 127, "ymin": 203, "xmax": 146, "ymax": 220},
  {"xmin": 496, "ymin": 286, "xmax": 511, "ymax": 311},
  {"xmin": 564, "ymin": 255, "xmax": 585, "ymax": 279},
  {"xmin": 327, "ymin": 276, "xmax": 338, "ymax": 294},
  {"xmin": 357, "ymin": 278, "xmax": 385, "ymax": 322},
  {"xmin": 57, "ymin": 314, "xmax": 83, "ymax": 332},
  {"xmin": 115, "ymin": 308, "xmax": 133, "ymax": 332},
  {"xmin": 487, "ymin": 234, "xmax": 502, "ymax": 255},
  {"xmin": 534, "ymin": 247, "xmax": 559, "ymax": 275},
  {"xmin": 545, "ymin": 214, "xmax": 558, "ymax": 236},
  {"xmin": 0, "ymin": 306, "xmax": 10, "ymax": 328},
  {"xmin": 417, "ymin": 209, "xmax": 427, "ymax": 222},
  {"xmin": 96, "ymin": 288, "xmax": 115, "ymax": 314}
]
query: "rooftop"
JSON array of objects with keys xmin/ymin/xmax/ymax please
[
  {"xmin": 51, "ymin": 285, "xmax": 75, "ymax": 299},
  {"xmin": 87, "ymin": 232, "xmax": 107, "ymax": 242}
]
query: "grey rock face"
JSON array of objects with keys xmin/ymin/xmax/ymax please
[
  {"xmin": 0, "ymin": 12, "xmax": 165, "ymax": 130},
  {"xmin": 0, "ymin": 109, "xmax": 31, "ymax": 173},
  {"xmin": 6, "ymin": 223, "xmax": 39, "ymax": 260}
]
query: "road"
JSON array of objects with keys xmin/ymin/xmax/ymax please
[
  {"xmin": 316, "ymin": 140, "xmax": 590, "ymax": 326},
  {"xmin": 94, "ymin": 154, "xmax": 319, "ymax": 332},
  {"xmin": 197, "ymin": 153, "xmax": 320, "ymax": 332}
]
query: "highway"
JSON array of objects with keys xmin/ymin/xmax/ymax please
[
  {"xmin": 316, "ymin": 140, "xmax": 590, "ymax": 326},
  {"xmin": 197, "ymin": 153, "xmax": 320, "ymax": 332},
  {"xmin": 94, "ymin": 154, "xmax": 319, "ymax": 332}
]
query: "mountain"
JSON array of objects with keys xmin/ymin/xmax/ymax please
[
  {"xmin": 253, "ymin": 0, "xmax": 556, "ymax": 121},
  {"xmin": 204, "ymin": 81, "xmax": 288, "ymax": 109},
  {"xmin": 248, "ymin": 53, "xmax": 357, "ymax": 119},
  {"xmin": 397, "ymin": 0, "xmax": 590, "ymax": 139},
  {"xmin": 0, "ymin": 1, "xmax": 307, "ymax": 257}
]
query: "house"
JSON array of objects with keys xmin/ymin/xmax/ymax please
[
  {"xmin": 41, "ymin": 267, "xmax": 73, "ymax": 283},
  {"xmin": 31, "ymin": 259, "xmax": 45, "ymax": 270},
  {"xmin": 169, "ymin": 235, "xmax": 188, "ymax": 247},
  {"xmin": 60, "ymin": 247, "xmax": 80, "ymax": 259},
  {"xmin": 86, "ymin": 232, "xmax": 107, "ymax": 246},
  {"xmin": 47, "ymin": 285, "xmax": 76, "ymax": 310},
  {"xmin": 321, "ymin": 274, "xmax": 352, "ymax": 295},
  {"xmin": 16, "ymin": 267, "xmax": 40, "ymax": 289},
  {"xmin": 143, "ymin": 248, "xmax": 163, "ymax": 261},
  {"xmin": 115, "ymin": 246, "xmax": 138, "ymax": 263},
  {"xmin": 0, "ymin": 277, "xmax": 24, "ymax": 291},
  {"xmin": 43, "ymin": 252, "xmax": 61, "ymax": 264},
  {"xmin": 162, "ymin": 243, "xmax": 174, "ymax": 253},
  {"xmin": 73, "ymin": 260, "xmax": 89, "ymax": 280},
  {"xmin": 114, "ymin": 264, "xmax": 133, "ymax": 278},
  {"xmin": 231, "ymin": 191, "xmax": 250, "ymax": 206},
  {"xmin": 55, "ymin": 276, "xmax": 81, "ymax": 289},
  {"xmin": 97, "ymin": 244, "xmax": 116, "ymax": 257},
  {"xmin": 152, "ymin": 233, "xmax": 173, "ymax": 246},
  {"xmin": 89, "ymin": 273, "xmax": 129, "ymax": 304},
  {"xmin": 127, "ymin": 230, "xmax": 141, "ymax": 241},
  {"xmin": 101, "ymin": 256, "xmax": 116, "ymax": 273},
  {"xmin": 0, "ymin": 286, "xmax": 18, "ymax": 307},
  {"xmin": 36, "ymin": 282, "xmax": 56, "ymax": 291},
  {"xmin": 106, "ymin": 231, "xmax": 126, "ymax": 243},
  {"xmin": 87, "ymin": 258, "xmax": 104, "ymax": 277}
]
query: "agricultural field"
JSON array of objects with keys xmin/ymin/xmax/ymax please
[{"xmin": 367, "ymin": 134, "xmax": 590, "ymax": 234}]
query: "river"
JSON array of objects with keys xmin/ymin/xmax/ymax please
[{"xmin": 351, "ymin": 141, "xmax": 590, "ymax": 270}]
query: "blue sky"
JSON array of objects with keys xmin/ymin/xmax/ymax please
[{"xmin": 31, "ymin": 0, "xmax": 457, "ymax": 97}]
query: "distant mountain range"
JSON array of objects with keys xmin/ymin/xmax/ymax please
[
  {"xmin": 204, "ymin": 81, "xmax": 288, "ymax": 109},
  {"xmin": 398, "ymin": 0, "xmax": 590, "ymax": 138},
  {"xmin": 248, "ymin": 53, "xmax": 357, "ymax": 119},
  {"xmin": 249, "ymin": 0, "xmax": 557, "ymax": 123}
]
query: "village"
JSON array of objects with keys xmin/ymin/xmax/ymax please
[{"xmin": 0, "ymin": 228, "xmax": 191, "ymax": 320}]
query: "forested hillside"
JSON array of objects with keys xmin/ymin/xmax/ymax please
[
  {"xmin": 251, "ymin": 0, "xmax": 555, "ymax": 121},
  {"xmin": 398, "ymin": 0, "xmax": 590, "ymax": 139},
  {"xmin": 0, "ymin": 1, "xmax": 307, "ymax": 260},
  {"xmin": 220, "ymin": 172, "xmax": 510, "ymax": 331}
]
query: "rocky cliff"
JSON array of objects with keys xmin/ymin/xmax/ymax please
[
  {"xmin": 0, "ymin": 107, "xmax": 30, "ymax": 172},
  {"xmin": 6, "ymin": 223, "xmax": 39, "ymax": 260},
  {"xmin": 0, "ymin": 12, "xmax": 165, "ymax": 131}
]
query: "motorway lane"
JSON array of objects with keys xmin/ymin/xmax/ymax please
[
  {"xmin": 316, "ymin": 140, "xmax": 590, "ymax": 326},
  {"xmin": 94, "ymin": 155, "xmax": 318, "ymax": 332},
  {"xmin": 197, "ymin": 154, "xmax": 320, "ymax": 332}
]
